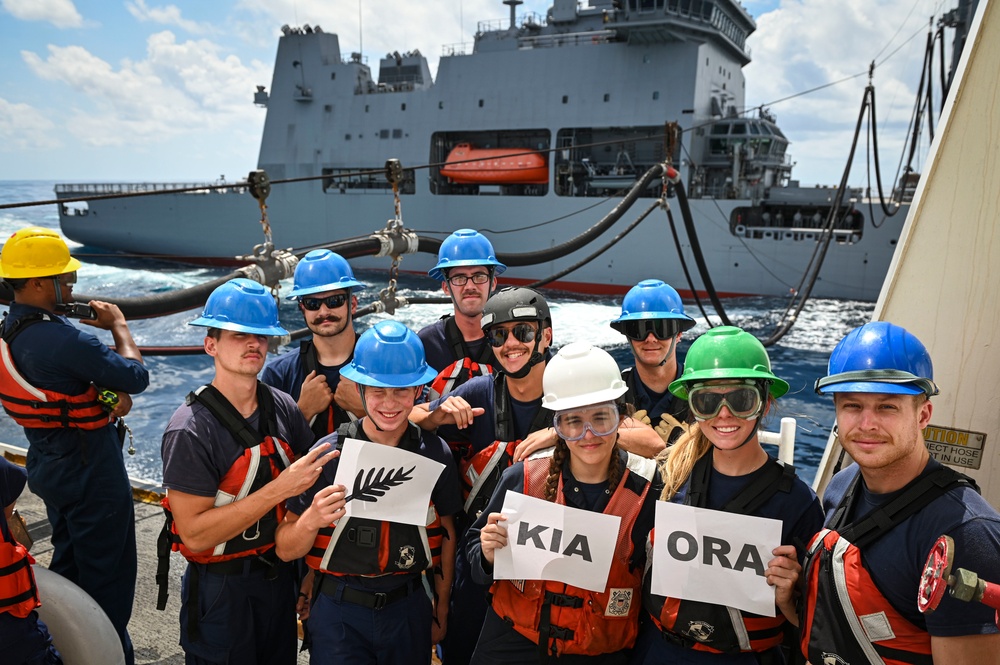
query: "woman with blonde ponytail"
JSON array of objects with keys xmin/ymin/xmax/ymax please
[
  {"xmin": 467, "ymin": 342, "xmax": 663, "ymax": 664},
  {"xmin": 633, "ymin": 326, "xmax": 823, "ymax": 665}
]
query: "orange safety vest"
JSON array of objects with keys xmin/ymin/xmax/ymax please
[
  {"xmin": 0, "ymin": 524, "xmax": 40, "ymax": 619},
  {"xmin": 427, "ymin": 315, "xmax": 494, "ymax": 403},
  {"xmin": 489, "ymin": 450, "xmax": 655, "ymax": 657},
  {"xmin": 0, "ymin": 313, "xmax": 110, "ymax": 430},
  {"xmin": 644, "ymin": 454, "xmax": 794, "ymax": 654},
  {"xmin": 799, "ymin": 467, "xmax": 972, "ymax": 665},
  {"xmin": 306, "ymin": 421, "xmax": 446, "ymax": 577}
]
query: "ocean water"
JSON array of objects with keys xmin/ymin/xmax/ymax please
[{"xmin": 0, "ymin": 180, "xmax": 874, "ymax": 485}]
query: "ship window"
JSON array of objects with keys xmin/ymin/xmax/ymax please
[
  {"xmin": 392, "ymin": 129, "xmax": 402, "ymax": 138},
  {"xmin": 324, "ymin": 104, "xmax": 332, "ymax": 112},
  {"xmin": 604, "ymin": 94, "xmax": 610, "ymax": 102},
  {"xmin": 401, "ymin": 103, "xmax": 406, "ymax": 111},
  {"xmin": 710, "ymin": 124, "xmax": 727, "ymax": 135},
  {"xmin": 478, "ymin": 99, "xmax": 484, "ymax": 107},
  {"xmin": 562, "ymin": 95, "xmax": 568, "ymax": 104},
  {"xmin": 749, "ymin": 123, "xmax": 760, "ymax": 135},
  {"xmin": 652, "ymin": 91, "xmax": 660, "ymax": 100},
  {"xmin": 365, "ymin": 105, "xmax": 369, "ymax": 112},
  {"xmin": 331, "ymin": 72, "xmax": 336, "ymax": 80},
  {"xmin": 345, "ymin": 134, "xmax": 351, "ymax": 140},
  {"xmin": 380, "ymin": 129, "xmax": 390, "ymax": 139},
  {"xmin": 439, "ymin": 101, "xmax": 444, "ymax": 109},
  {"xmin": 732, "ymin": 123, "xmax": 745, "ymax": 134}
]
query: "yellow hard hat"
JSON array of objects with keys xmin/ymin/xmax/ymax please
[{"xmin": 0, "ymin": 227, "xmax": 82, "ymax": 279}]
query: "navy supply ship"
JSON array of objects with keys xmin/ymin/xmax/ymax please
[{"xmin": 57, "ymin": 0, "xmax": 918, "ymax": 300}]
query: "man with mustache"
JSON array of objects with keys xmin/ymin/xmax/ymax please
[
  {"xmin": 801, "ymin": 322, "xmax": 1000, "ymax": 663},
  {"xmin": 262, "ymin": 249, "xmax": 365, "ymax": 438},
  {"xmin": 160, "ymin": 278, "xmax": 338, "ymax": 664},
  {"xmin": 418, "ymin": 229, "xmax": 504, "ymax": 402}
]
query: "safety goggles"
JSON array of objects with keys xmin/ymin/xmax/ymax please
[
  {"xmin": 446, "ymin": 272, "xmax": 491, "ymax": 286},
  {"xmin": 486, "ymin": 322, "xmax": 537, "ymax": 348},
  {"xmin": 687, "ymin": 382, "xmax": 764, "ymax": 420},
  {"xmin": 553, "ymin": 402, "xmax": 620, "ymax": 441},
  {"xmin": 57, "ymin": 271, "xmax": 78, "ymax": 285},
  {"xmin": 300, "ymin": 293, "xmax": 349, "ymax": 311},
  {"xmin": 621, "ymin": 319, "xmax": 677, "ymax": 342}
]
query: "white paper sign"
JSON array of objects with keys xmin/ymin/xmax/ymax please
[
  {"xmin": 331, "ymin": 437, "xmax": 444, "ymax": 526},
  {"xmin": 492, "ymin": 491, "xmax": 621, "ymax": 593},
  {"xmin": 651, "ymin": 502, "xmax": 781, "ymax": 616}
]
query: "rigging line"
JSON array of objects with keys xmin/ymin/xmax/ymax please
[
  {"xmin": 408, "ymin": 196, "xmax": 615, "ymax": 237},
  {"xmin": 876, "ymin": 19, "xmax": 935, "ymax": 68},
  {"xmin": 665, "ymin": 205, "xmax": 715, "ymax": 327},
  {"xmin": 870, "ymin": 0, "xmax": 924, "ymax": 63}
]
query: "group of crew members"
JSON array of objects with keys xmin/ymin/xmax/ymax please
[{"xmin": 0, "ymin": 225, "xmax": 998, "ymax": 665}]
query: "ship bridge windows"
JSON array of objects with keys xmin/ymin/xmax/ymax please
[
  {"xmin": 554, "ymin": 126, "xmax": 676, "ymax": 198},
  {"xmin": 430, "ymin": 130, "xmax": 551, "ymax": 197}
]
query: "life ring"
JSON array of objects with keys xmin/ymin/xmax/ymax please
[{"xmin": 33, "ymin": 566, "xmax": 126, "ymax": 665}]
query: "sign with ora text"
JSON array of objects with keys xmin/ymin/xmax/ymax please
[
  {"xmin": 651, "ymin": 502, "xmax": 781, "ymax": 616},
  {"xmin": 330, "ymin": 437, "xmax": 444, "ymax": 526},
  {"xmin": 493, "ymin": 491, "xmax": 621, "ymax": 593}
]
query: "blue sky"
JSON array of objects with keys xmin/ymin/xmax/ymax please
[{"xmin": 0, "ymin": 0, "xmax": 954, "ymax": 185}]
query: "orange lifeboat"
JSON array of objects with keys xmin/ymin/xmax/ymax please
[{"xmin": 440, "ymin": 143, "xmax": 548, "ymax": 185}]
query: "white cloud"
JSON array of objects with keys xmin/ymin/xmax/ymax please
[
  {"xmin": 126, "ymin": 0, "xmax": 211, "ymax": 35},
  {"xmin": 2, "ymin": 0, "xmax": 83, "ymax": 28},
  {"xmin": 0, "ymin": 97, "xmax": 60, "ymax": 150},
  {"xmin": 20, "ymin": 33, "xmax": 270, "ymax": 150}
]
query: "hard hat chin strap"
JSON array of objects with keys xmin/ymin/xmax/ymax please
[
  {"xmin": 51, "ymin": 277, "xmax": 66, "ymax": 307},
  {"xmin": 357, "ymin": 385, "xmax": 385, "ymax": 432}
]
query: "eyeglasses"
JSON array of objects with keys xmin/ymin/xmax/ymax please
[
  {"xmin": 446, "ymin": 272, "xmax": 491, "ymax": 287},
  {"xmin": 300, "ymin": 294, "xmax": 349, "ymax": 311},
  {"xmin": 553, "ymin": 402, "xmax": 620, "ymax": 441},
  {"xmin": 621, "ymin": 319, "xmax": 678, "ymax": 342},
  {"xmin": 486, "ymin": 322, "xmax": 537, "ymax": 348},
  {"xmin": 687, "ymin": 383, "xmax": 763, "ymax": 420},
  {"xmin": 56, "ymin": 272, "xmax": 78, "ymax": 285}
]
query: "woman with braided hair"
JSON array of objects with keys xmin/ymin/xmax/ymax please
[
  {"xmin": 466, "ymin": 342, "xmax": 663, "ymax": 664},
  {"xmin": 632, "ymin": 326, "xmax": 823, "ymax": 665}
]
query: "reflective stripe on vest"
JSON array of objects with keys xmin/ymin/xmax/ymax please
[{"xmin": 489, "ymin": 450, "xmax": 655, "ymax": 657}]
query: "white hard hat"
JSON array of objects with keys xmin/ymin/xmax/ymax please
[{"xmin": 542, "ymin": 342, "xmax": 627, "ymax": 411}]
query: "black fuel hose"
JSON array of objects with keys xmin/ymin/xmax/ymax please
[{"xmin": 674, "ymin": 179, "xmax": 733, "ymax": 326}]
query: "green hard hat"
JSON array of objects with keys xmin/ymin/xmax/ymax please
[{"xmin": 669, "ymin": 326, "xmax": 789, "ymax": 400}]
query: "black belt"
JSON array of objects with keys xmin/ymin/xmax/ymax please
[
  {"xmin": 197, "ymin": 551, "xmax": 279, "ymax": 576},
  {"xmin": 318, "ymin": 574, "xmax": 422, "ymax": 610}
]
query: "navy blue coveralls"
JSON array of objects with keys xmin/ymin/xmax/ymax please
[{"xmin": 4, "ymin": 303, "xmax": 148, "ymax": 665}]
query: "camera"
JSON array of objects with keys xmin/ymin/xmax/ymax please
[{"xmin": 56, "ymin": 302, "xmax": 97, "ymax": 319}]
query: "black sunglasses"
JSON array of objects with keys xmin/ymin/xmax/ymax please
[
  {"xmin": 622, "ymin": 319, "xmax": 678, "ymax": 341},
  {"xmin": 486, "ymin": 323, "xmax": 537, "ymax": 348},
  {"xmin": 300, "ymin": 294, "xmax": 349, "ymax": 311}
]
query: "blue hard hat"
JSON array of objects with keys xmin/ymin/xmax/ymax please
[
  {"xmin": 815, "ymin": 321, "xmax": 939, "ymax": 396},
  {"xmin": 610, "ymin": 279, "xmax": 696, "ymax": 332},
  {"xmin": 190, "ymin": 278, "xmax": 289, "ymax": 336},
  {"xmin": 428, "ymin": 229, "xmax": 507, "ymax": 281},
  {"xmin": 341, "ymin": 320, "xmax": 438, "ymax": 388},
  {"xmin": 287, "ymin": 249, "xmax": 366, "ymax": 299}
]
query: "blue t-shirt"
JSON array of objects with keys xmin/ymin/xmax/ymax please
[
  {"xmin": 671, "ymin": 457, "xmax": 824, "ymax": 558},
  {"xmin": 161, "ymin": 385, "xmax": 313, "ymax": 496},
  {"xmin": 428, "ymin": 374, "xmax": 544, "ymax": 453},
  {"xmin": 418, "ymin": 317, "xmax": 492, "ymax": 374},
  {"xmin": 0, "ymin": 457, "xmax": 27, "ymax": 543},
  {"xmin": 286, "ymin": 422, "xmax": 463, "ymax": 591},
  {"xmin": 260, "ymin": 341, "xmax": 351, "ymax": 402},
  {"xmin": 823, "ymin": 459, "xmax": 1000, "ymax": 636}
]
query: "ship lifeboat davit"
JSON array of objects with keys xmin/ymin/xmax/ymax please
[
  {"xmin": 440, "ymin": 143, "xmax": 548, "ymax": 185},
  {"xmin": 34, "ymin": 566, "xmax": 126, "ymax": 665}
]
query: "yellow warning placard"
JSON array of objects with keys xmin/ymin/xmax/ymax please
[{"xmin": 923, "ymin": 425, "xmax": 986, "ymax": 470}]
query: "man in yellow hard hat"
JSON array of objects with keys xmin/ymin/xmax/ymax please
[{"xmin": 0, "ymin": 226, "xmax": 148, "ymax": 665}]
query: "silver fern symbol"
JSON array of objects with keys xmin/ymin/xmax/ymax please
[{"xmin": 344, "ymin": 465, "xmax": 416, "ymax": 503}]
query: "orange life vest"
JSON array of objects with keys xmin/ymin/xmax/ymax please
[
  {"xmin": 644, "ymin": 453, "xmax": 794, "ymax": 654},
  {"xmin": 0, "ymin": 524, "xmax": 40, "ymax": 619},
  {"xmin": 160, "ymin": 384, "xmax": 293, "ymax": 564},
  {"xmin": 0, "ymin": 313, "xmax": 110, "ymax": 430},
  {"xmin": 427, "ymin": 315, "xmax": 494, "ymax": 403},
  {"xmin": 305, "ymin": 421, "xmax": 446, "ymax": 577},
  {"xmin": 489, "ymin": 450, "xmax": 655, "ymax": 658},
  {"xmin": 799, "ymin": 467, "xmax": 972, "ymax": 665}
]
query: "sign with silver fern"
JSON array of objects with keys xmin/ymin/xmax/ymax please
[{"xmin": 345, "ymin": 465, "xmax": 416, "ymax": 503}]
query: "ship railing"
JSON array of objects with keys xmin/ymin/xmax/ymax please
[
  {"xmin": 476, "ymin": 12, "xmax": 547, "ymax": 35},
  {"xmin": 519, "ymin": 30, "xmax": 616, "ymax": 49},
  {"xmin": 54, "ymin": 182, "xmax": 243, "ymax": 196},
  {"xmin": 441, "ymin": 42, "xmax": 473, "ymax": 57}
]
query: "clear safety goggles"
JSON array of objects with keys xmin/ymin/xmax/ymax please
[
  {"xmin": 621, "ymin": 318, "xmax": 678, "ymax": 342},
  {"xmin": 552, "ymin": 402, "xmax": 620, "ymax": 441},
  {"xmin": 687, "ymin": 381, "xmax": 763, "ymax": 420},
  {"xmin": 57, "ymin": 271, "xmax": 78, "ymax": 285},
  {"xmin": 486, "ymin": 322, "xmax": 537, "ymax": 348}
]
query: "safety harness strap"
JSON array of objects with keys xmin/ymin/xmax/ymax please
[
  {"xmin": 444, "ymin": 315, "xmax": 493, "ymax": 365},
  {"xmin": 493, "ymin": 372, "xmax": 553, "ymax": 443},
  {"xmin": 686, "ymin": 449, "xmax": 794, "ymax": 513}
]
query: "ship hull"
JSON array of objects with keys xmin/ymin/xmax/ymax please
[{"xmin": 59, "ymin": 182, "xmax": 901, "ymax": 300}]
